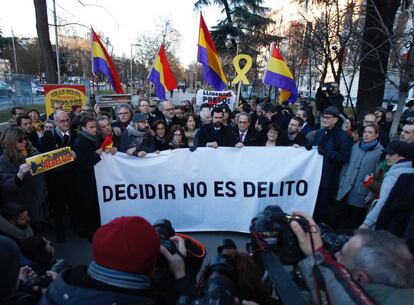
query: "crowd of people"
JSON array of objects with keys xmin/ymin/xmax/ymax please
[{"xmin": 0, "ymin": 86, "xmax": 414, "ymax": 304}]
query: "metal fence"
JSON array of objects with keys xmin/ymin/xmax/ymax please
[{"xmin": 0, "ymin": 74, "xmax": 91, "ymax": 111}]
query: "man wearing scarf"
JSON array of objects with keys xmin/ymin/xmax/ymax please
[
  {"xmin": 72, "ymin": 116, "xmax": 103, "ymax": 237},
  {"xmin": 119, "ymin": 113, "xmax": 157, "ymax": 157}
]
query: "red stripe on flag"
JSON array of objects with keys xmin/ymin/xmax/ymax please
[
  {"xmin": 158, "ymin": 45, "xmax": 177, "ymax": 91},
  {"xmin": 91, "ymin": 29, "xmax": 124, "ymax": 94},
  {"xmin": 199, "ymin": 13, "xmax": 218, "ymax": 53},
  {"xmin": 271, "ymin": 44, "xmax": 284, "ymax": 61}
]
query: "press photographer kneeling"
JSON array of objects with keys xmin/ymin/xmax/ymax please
[{"xmin": 290, "ymin": 211, "xmax": 414, "ymax": 305}]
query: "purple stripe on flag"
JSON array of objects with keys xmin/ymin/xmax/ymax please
[
  {"xmin": 197, "ymin": 46, "xmax": 226, "ymax": 91},
  {"xmin": 93, "ymin": 57, "xmax": 115, "ymax": 89},
  {"xmin": 148, "ymin": 68, "xmax": 166, "ymax": 100},
  {"xmin": 263, "ymin": 70, "xmax": 298, "ymax": 102}
]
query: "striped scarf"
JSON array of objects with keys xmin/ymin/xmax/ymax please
[{"xmin": 87, "ymin": 261, "xmax": 151, "ymax": 290}]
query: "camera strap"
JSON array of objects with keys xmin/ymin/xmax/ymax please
[
  {"xmin": 260, "ymin": 251, "xmax": 308, "ymax": 305},
  {"xmin": 309, "ymin": 233, "xmax": 332, "ymax": 305}
]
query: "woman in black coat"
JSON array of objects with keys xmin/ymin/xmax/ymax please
[{"xmin": 0, "ymin": 127, "xmax": 46, "ymax": 228}]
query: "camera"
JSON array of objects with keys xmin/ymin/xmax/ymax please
[
  {"xmin": 153, "ymin": 219, "xmax": 177, "ymax": 254},
  {"xmin": 321, "ymin": 83, "xmax": 334, "ymax": 93},
  {"xmin": 249, "ymin": 205, "xmax": 310, "ymax": 265},
  {"xmin": 22, "ymin": 259, "xmax": 69, "ymax": 292},
  {"xmin": 192, "ymin": 255, "xmax": 239, "ymax": 305}
]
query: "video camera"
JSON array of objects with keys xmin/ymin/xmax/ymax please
[{"xmin": 320, "ymin": 83, "xmax": 335, "ymax": 94}]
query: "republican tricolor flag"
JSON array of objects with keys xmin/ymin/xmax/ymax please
[
  {"xmin": 263, "ymin": 42, "xmax": 298, "ymax": 103},
  {"xmin": 91, "ymin": 28, "xmax": 124, "ymax": 94},
  {"xmin": 148, "ymin": 44, "xmax": 177, "ymax": 100},
  {"xmin": 197, "ymin": 13, "xmax": 227, "ymax": 91}
]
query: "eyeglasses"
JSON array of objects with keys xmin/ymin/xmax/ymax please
[
  {"xmin": 321, "ymin": 115, "xmax": 335, "ymax": 120},
  {"xmin": 17, "ymin": 137, "xmax": 27, "ymax": 143},
  {"xmin": 164, "ymin": 107, "xmax": 175, "ymax": 112}
]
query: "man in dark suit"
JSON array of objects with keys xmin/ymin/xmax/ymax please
[
  {"xmin": 234, "ymin": 112, "xmax": 258, "ymax": 148},
  {"xmin": 16, "ymin": 115, "xmax": 41, "ymax": 151},
  {"xmin": 287, "ymin": 117, "xmax": 311, "ymax": 150},
  {"xmin": 197, "ymin": 107, "xmax": 236, "ymax": 148},
  {"xmin": 296, "ymin": 108, "xmax": 313, "ymax": 136},
  {"xmin": 73, "ymin": 116, "xmax": 104, "ymax": 237},
  {"xmin": 262, "ymin": 103, "xmax": 290, "ymax": 130},
  {"xmin": 160, "ymin": 100, "xmax": 183, "ymax": 130},
  {"xmin": 41, "ymin": 110, "xmax": 78, "ymax": 243}
]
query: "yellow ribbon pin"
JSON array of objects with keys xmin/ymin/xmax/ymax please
[{"xmin": 232, "ymin": 54, "xmax": 252, "ymax": 85}]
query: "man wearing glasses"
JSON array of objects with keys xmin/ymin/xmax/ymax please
[
  {"xmin": 41, "ymin": 110, "xmax": 79, "ymax": 243},
  {"xmin": 312, "ymin": 106, "xmax": 352, "ymax": 226},
  {"xmin": 160, "ymin": 100, "xmax": 183, "ymax": 131}
]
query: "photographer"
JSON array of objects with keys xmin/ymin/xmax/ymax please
[
  {"xmin": 315, "ymin": 83, "xmax": 344, "ymax": 114},
  {"xmin": 0, "ymin": 235, "xmax": 37, "ymax": 305},
  {"xmin": 40, "ymin": 216, "xmax": 196, "ymax": 305},
  {"xmin": 290, "ymin": 212, "xmax": 414, "ymax": 305},
  {"xmin": 1, "ymin": 202, "xmax": 55, "ymax": 267}
]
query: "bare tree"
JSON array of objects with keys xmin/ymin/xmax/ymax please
[{"xmin": 33, "ymin": 0, "xmax": 57, "ymax": 83}]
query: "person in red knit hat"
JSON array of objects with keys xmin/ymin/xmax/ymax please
[{"xmin": 40, "ymin": 216, "xmax": 195, "ymax": 305}]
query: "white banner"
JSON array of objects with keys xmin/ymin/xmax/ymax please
[
  {"xmin": 95, "ymin": 147, "xmax": 323, "ymax": 232},
  {"xmin": 196, "ymin": 89, "xmax": 236, "ymax": 109}
]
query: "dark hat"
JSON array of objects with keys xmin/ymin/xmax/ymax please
[
  {"xmin": 321, "ymin": 106, "xmax": 340, "ymax": 117},
  {"xmin": 92, "ymin": 216, "xmax": 160, "ymax": 275},
  {"xmin": 406, "ymin": 99, "xmax": 414, "ymax": 108},
  {"xmin": 132, "ymin": 113, "xmax": 148, "ymax": 123},
  {"xmin": 383, "ymin": 141, "xmax": 413, "ymax": 159},
  {"xmin": 0, "ymin": 236, "xmax": 20, "ymax": 300}
]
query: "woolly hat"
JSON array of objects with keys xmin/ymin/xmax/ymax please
[
  {"xmin": 0, "ymin": 236, "xmax": 21, "ymax": 301},
  {"xmin": 92, "ymin": 216, "xmax": 160, "ymax": 275}
]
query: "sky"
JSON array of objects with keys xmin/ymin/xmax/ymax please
[{"xmin": 0, "ymin": 0, "xmax": 237, "ymax": 66}]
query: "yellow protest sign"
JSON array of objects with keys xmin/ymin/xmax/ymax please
[
  {"xmin": 232, "ymin": 54, "xmax": 253, "ymax": 85},
  {"xmin": 44, "ymin": 84, "xmax": 86, "ymax": 117},
  {"xmin": 26, "ymin": 147, "xmax": 74, "ymax": 176}
]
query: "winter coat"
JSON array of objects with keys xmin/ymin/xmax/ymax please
[
  {"xmin": 313, "ymin": 125, "xmax": 353, "ymax": 188},
  {"xmin": 0, "ymin": 155, "xmax": 46, "ymax": 223},
  {"xmin": 40, "ymin": 268, "xmax": 156, "ymax": 305},
  {"xmin": 72, "ymin": 133, "xmax": 101, "ymax": 203},
  {"xmin": 40, "ymin": 267, "xmax": 196, "ymax": 305},
  {"xmin": 363, "ymin": 161, "xmax": 414, "ymax": 228},
  {"xmin": 119, "ymin": 125, "xmax": 156, "ymax": 154},
  {"xmin": 375, "ymin": 173, "xmax": 414, "ymax": 236},
  {"xmin": 197, "ymin": 124, "xmax": 237, "ymax": 147},
  {"xmin": 336, "ymin": 141, "xmax": 383, "ymax": 208}
]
